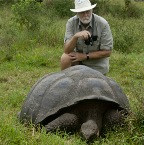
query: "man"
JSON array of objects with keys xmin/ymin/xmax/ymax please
[{"xmin": 60, "ymin": 0, "xmax": 113, "ymax": 75}]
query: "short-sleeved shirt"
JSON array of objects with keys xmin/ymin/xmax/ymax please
[{"xmin": 64, "ymin": 13, "xmax": 113, "ymax": 74}]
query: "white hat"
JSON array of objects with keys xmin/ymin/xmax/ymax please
[{"xmin": 70, "ymin": 0, "xmax": 97, "ymax": 13}]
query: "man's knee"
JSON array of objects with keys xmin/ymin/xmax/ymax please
[
  {"xmin": 60, "ymin": 53, "xmax": 72, "ymax": 70},
  {"xmin": 61, "ymin": 53, "xmax": 71, "ymax": 63}
]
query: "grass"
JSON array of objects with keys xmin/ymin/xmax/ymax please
[
  {"xmin": 1, "ymin": 50, "xmax": 144, "ymax": 144},
  {"xmin": 0, "ymin": 1, "xmax": 144, "ymax": 144}
]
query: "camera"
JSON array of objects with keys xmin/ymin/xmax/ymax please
[{"xmin": 85, "ymin": 35, "xmax": 98, "ymax": 46}]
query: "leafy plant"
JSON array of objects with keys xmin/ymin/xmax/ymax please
[
  {"xmin": 0, "ymin": 0, "xmax": 20, "ymax": 5},
  {"xmin": 50, "ymin": 0, "xmax": 74, "ymax": 18},
  {"xmin": 12, "ymin": 0, "xmax": 42, "ymax": 31},
  {"xmin": 92, "ymin": 0, "xmax": 143, "ymax": 18},
  {"xmin": 107, "ymin": 16, "xmax": 144, "ymax": 54},
  {"xmin": 91, "ymin": 0, "xmax": 111, "ymax": 15}
]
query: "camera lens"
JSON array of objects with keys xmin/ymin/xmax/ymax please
[
  {"xmin": 85, "ymin": 36, "xmax": 91, "ymax": 45},
  {"xmin": 84, "ymin": 35, "xmax": 98, "ymax": 46},
  {"xmin": 93, "ymin": 36, "xmax": 98, "ymax": 41}
]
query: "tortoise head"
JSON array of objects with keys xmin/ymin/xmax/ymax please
[{"xmin": 80, "ymin": 120, "xmax": 99, "ymax": 141}]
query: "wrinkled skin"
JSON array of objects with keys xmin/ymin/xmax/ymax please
[{"xmin": 45, "ymin": 100, "xmax": 124, "ymax": 141}]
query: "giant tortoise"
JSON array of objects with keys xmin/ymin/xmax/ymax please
[{"xmin": 19, "ymin": 65, "xmax": 129, "ymax": 141}]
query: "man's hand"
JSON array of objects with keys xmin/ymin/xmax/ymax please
[
  {"xmin": 64, "ymin": 30, "xmax": 91, "ymax": 54},
  {"xmin": 74, "ymin": 30, "xmax": 91, "ymax": 40},
  {"xmin": 68, "ymin": 52, "xmax": 86, "ymax": 62}
]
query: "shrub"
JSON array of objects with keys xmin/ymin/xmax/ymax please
[
  {"xmin": 91, "ymin": 0, "xmax": 111, "ymax": 15},
  {"xmin": 92, "ymin": 0, "xmax": 143, "ymax": 18},
  {"xmin": 0, "ymin": 0, "xmax": 20, "ymax": 5},
  {"xmin": 44, "ymin": 0, "xmax": 74, "ymax": 18},
  {"xmin": 108, "ymin": 17, "xmax": 143, "ymax": 54},
  {"xmin": 124, "ymin": 3, "xmax": 144, "ymax": 18},
  {"xmin": 12, "ymin": 0, "xmax": 42, "ymax": 31}
]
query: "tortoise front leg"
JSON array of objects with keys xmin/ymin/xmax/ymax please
[
  {"xmin": 45, "ymin": 113, "xmax": 79, "ymax": 133},
  {"xmin": 102, "ymin": 109, "xmax": 124, "ymax": 128}
]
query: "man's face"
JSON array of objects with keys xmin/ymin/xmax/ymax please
[{"xmin": 77, "ymin": 10, "xmax": 92, "ymax": 24}]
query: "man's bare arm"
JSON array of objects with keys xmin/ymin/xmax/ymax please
[
  {"xmin": 71, "ymin": 50, "xmax": 111, "ymax": 62},
  {"xmin": 64, "ymin": 30, "xmax": 91, "ymax": 54}
]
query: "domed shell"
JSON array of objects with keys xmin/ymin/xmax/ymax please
[{"xmin": 19, "ymin": 65, "xmax": 129, "ymax": 125}]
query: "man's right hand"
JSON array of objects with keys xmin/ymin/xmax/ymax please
[
  {"xmin": 68, "ymin": 52, "xmax": 87, "ymax": 62},
  {"xmin": 74, "ymin": 30, "xmax": 91, "ymax": 41}
]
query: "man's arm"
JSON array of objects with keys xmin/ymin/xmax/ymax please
[
  {"xmin": 64, "ymin": 30, "xmax": 91, "ymax": 54},
  {"xmin": 87, "ymin": 50, "xmax": 111, "ymax": 59},
  {"xmin": 64, "ymin": 35, "xmax": 77, "ymax": 54},
  {"xmin": 71, "ymin": 50, "xmax": 111, "ymax": 62}
]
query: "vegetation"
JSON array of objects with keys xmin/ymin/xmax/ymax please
[{"xmin": 0, "ymin": 0, "xmax": 144, "ymax": 144}]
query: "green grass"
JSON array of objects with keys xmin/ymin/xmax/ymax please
[
  {"xmin": 1, "ymin": 50, "xmax": 144, "ymax": 145},
  {"xmin": 0, "ymin": 1, "xmax": 144, "ymax": 144}
]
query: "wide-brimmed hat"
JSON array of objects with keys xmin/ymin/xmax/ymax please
[{"xmin": 70, "ymin": 0, "xmax": 97, "ymax": 13}]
